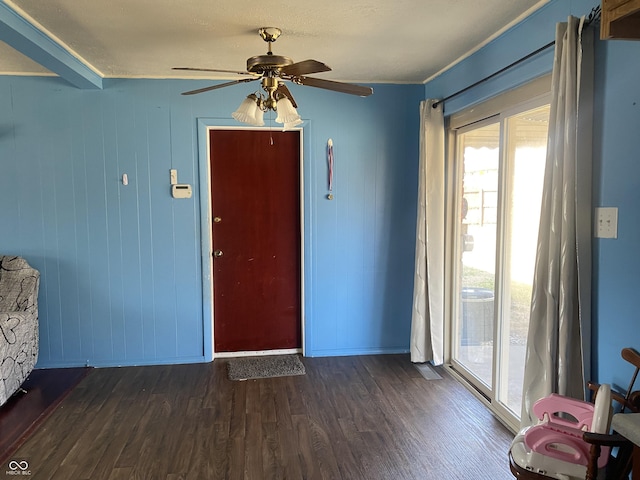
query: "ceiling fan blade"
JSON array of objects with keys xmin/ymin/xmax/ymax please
[
  {"xmin": 181, "ymin": 78, "xmax": 259, "ymax": 96},
  {"xmin": 276, "ymin": 82, "xmax": 298, "ymax": 108},
  {"xmin": 294, "ymin": 76, "xmax": 373, "ymax": 97},
  {"xmin": 173, "ymin": 67, "xmax": 257, "ymax": 76},
  {"xmin": 280, "ymin": 59, "xmax": 331, "ymax": 76}
]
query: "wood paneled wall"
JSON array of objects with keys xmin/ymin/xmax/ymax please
[{"xmin": 0, "ymin": 76, "xmax": 422, "ymax": 366}]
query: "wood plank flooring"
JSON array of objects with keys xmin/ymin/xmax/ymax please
[
  {"xmin": 5, "ymin": 355, "xmax": 516, "ymax": 479},
  {"xmin": 0, "ymin": 367, "xmax": 90, "ymax": 465}
]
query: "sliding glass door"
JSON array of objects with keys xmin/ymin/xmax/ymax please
[{"xmin": 450, "ymin": 101, "xmax": 549, "ymax": 426}]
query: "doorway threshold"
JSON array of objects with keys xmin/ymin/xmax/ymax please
[{"xmin": 215, "ymin": 348, "xmax": 302, "ymax": 358}]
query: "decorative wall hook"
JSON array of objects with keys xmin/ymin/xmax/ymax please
[{"xmin": 327, "ymin": 138, "xmax": 334, "ymax": 200}]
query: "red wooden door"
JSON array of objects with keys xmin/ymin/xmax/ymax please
[{"xmin": 209, "ymin": 129, "xmax": 301, "ymax": 352}]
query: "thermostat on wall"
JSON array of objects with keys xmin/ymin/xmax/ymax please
[{"xmin": 172, "ymin": 184, "xmax": 192, "ymax": 198}]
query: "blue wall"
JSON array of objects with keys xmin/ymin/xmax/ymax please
[
  {"xmin": 425, "ymin": 0, "xmax": 640, "ymax": 387},
  {"xmin": 0, "ymin": 75, "xmax": 422, "ymax": 367},
  {"xmin": 592, "ymin": 37, "xmax": 640, "ymax": 387}
]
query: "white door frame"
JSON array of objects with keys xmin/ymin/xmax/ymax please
[{"xmin": 197, "ymin": 120, "xmax": 306, "ymax": 361}]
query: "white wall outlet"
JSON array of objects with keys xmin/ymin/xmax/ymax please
[
  {"xmin": 170, "ymin": 169, "xmax": 178, "ymax": 185},
  {"xmin": 595, "ymin": 207, "xmax": 618, "ymax": 239}
]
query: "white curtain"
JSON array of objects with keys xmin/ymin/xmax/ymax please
[
  {"xmin": 520, "ymin": 16, "xmax": 594, "ymax": 427},
  {"xmin": 411, "ymin": 99, "xmax": 445, "ymax": 365}
]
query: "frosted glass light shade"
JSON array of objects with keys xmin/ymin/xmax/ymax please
[
  {"xmin": 275, "ymin": 97, "xmax": 301, "ymax": 125},
  {"xmin": 282, "ymin": 118, "xmax": 303, "ymax": 131},
  {"xmin": 232, "ymin": 94, "xmax": 262, "ymax": 125},
  {"xmin": 253, "ymin": 106, "xmax": 265, "ymax": 126}
]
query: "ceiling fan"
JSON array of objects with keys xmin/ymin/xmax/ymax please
[{"xmin": 173, "ymin": 27, "xmax": 373, "ymax": 126}]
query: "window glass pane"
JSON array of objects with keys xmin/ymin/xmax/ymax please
[
  {"xmin": 454, "ymin": 122, "xmax": 500, "ymax": 388},
  {"xmin": 497, "ymin": 105, "xmax": 549, "ymax": 415}
]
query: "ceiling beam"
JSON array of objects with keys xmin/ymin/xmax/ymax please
[{"xmin": 0, "ymin": 2, "xmax": 102, "ymax": 89}]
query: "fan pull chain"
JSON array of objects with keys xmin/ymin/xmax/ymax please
[{"xmin": 268, "ymin": 111, "xmax": 274, "ymax": 146}]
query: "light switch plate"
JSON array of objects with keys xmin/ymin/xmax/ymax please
[{"xmin": 595, "ymin": 207, "xmax": 618, "ymax": 238}]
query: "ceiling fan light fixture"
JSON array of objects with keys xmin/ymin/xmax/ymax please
[
  {"xmin": 178, "ymin": 26, "xmax": 373, "ymax": 125},
  {"xmin": 275, "ymin": 97, "xmax": 301, "ymax": 125},
  {"xmin": 232, "ymin": 94, "xmax": 263, "ymax": 126}
]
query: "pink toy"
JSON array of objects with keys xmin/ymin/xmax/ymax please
[
  {"xmin": 511, "ymin": 348, "xmax": 640, "ymax": 480},
  {"xmin": 510, "ymin": 384, "xmax": 612, "ymax": 480},
  {"xmin": 525, "ymin": 391, "xmax": 610, "ymax": 468}
]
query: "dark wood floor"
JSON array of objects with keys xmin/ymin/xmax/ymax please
[
  {"xmin": 6, "ymin": 355, "xmax": 515, "ymax": 479},
  {"xmin": 0, "ymin": 367, "xmax": 90, "ymax": 465}
]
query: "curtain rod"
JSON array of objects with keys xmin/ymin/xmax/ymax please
[{"xmin": 432, "ymin": 5, "xmax": 601, "ymax": 110}]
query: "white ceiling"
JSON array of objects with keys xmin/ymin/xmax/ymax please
[{"xmin": 1, "ymin": 0, "xmax": 548, "ymax": 84}]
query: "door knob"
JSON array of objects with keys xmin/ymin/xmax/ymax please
[
  {"xmin": 214, "ymin": 216, "xmax": 222, "ymax": 223},
  {"xmin": 214, "ymin": 250, "xmax": 223, "ymax": 258}
]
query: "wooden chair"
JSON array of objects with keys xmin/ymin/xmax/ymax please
[{"xmin": 509, "ymin": 347, "xmax": 640, "ymax": 480}]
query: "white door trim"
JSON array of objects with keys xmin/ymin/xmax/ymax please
[{"xmin": 197, "ymin": 121, "xmax": 305, "ymax": 361}]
